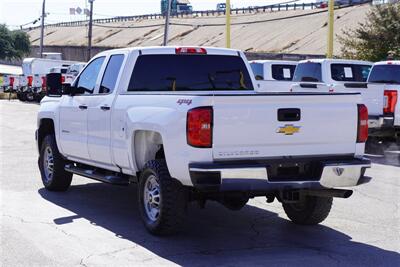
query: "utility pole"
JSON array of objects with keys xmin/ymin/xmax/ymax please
[
  {"xmin": 87, "ymin": 0, "xmax": 95, "ymax": 61},
  {"xmin": 327, "ymin": 0, "xmax": 334, "ymax": 58},
  {"xmin": 163, "ymin": 0, "xmax": 172, "ymax": 46},
  {"xmin": 226, "ymin": 0, "xmax": 231, "ymax": 48},
  {"xmin": 39, "ymin": 0, "xmax": 46, "ymax": 58}
]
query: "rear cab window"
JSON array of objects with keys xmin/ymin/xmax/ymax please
[
  {"xmin": 271, "ymin": 64, "xmax": 296, "ymax": 81},
  {"xmin": 368, "ymin": 65, "xmax": 400, "ymax": 84},
  {"xmin": 293, "ymin": 62, "xmax": 322, "ymax": 82},
  {"xmin": 128, "ymin": 54, "xmax": 253, "ymax": 91},
  {"xmin": 330, "ymin": 64, "xmax": 371, "ymax": 82}
]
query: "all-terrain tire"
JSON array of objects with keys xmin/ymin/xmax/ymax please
[
  {"xmin": 138, "ymin": 160, "xmax": 186, "ymax": 236},
  {"xmin": 282, "ymin": 196, "xmax": 333, "ymax": 225},
  {"xmin": 39, "ymin": 135, "xmax": 72, "ymax": 191}
]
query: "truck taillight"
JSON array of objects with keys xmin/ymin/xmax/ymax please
[
  {"xmin": 61, "ymin": 75, "xmax": 65, "ymax": 84},
  {"xmin": 42, "ymin": 77, "xmax": 47, "ymax": 89},
  {"xmin": 27, "ymin": 76, "xmax": 33, "ymax": 87},
  {"xmin": 383, "ymin": 90, "xmax": 398, "ymax": 115},
  {"xmin": 187, "ymin": 107, "xmax": 213, "ymax": 148},
  {"xmin": 176, "ymin": 47, "xmax": 207, "ymax": 55},
  {"xmin": 9, "ymin": 77, "xmax": 14, "ymax": 87},
  {"xmin": 357, "ymin": 104, "xmax": 368, "ymax": 143}
]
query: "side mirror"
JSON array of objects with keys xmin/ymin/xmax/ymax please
[{"xmin": 46, "ymin": 73, "xmax": 62, "ymax": 96}]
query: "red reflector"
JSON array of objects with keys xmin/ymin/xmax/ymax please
[
  {"xmin": 357, "ymin": 104, "xmax": 368, "ymax": 143},
  {"xmin": 176, "ymin": 47, "xmax": 207, "ymax": 55},
  {"xmin": 9, "ymin": 77, "xmax": 14, "ymax": 87},
  {"xmin": 187, "ymin": 107, "xmax": 213, "ymax": 148},
  {"xmin": 27, "ymin": 76, "xmax": 33, "ymax": 87},
  {"xmin": 383, "ymin": 90, "xmax": 398, "ymax": 115}
]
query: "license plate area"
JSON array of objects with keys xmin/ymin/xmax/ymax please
[{"xmin": 267, "ymin": 161, "xmax": 323, "ymax": 182}]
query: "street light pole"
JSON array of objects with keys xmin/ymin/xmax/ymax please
[
  {"xmin": 226, "ymin": 0, "xmax": 231, "ymax": 48},
  {"xmin": 163, "ymin": 0, "xmax": 172, "ymax": 46},
  {"xmin": 39, "ymin": 0, "xmax": 46, "ymax": 58},
  {"xmin": 88, "ymin": 0, "xmax": 94, "ymax": 61},
  {"xmin": 327, "ymin": 0, "xmax": 334, "ymax": 58}
]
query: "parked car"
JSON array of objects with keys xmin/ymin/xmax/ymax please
[
  {"xmin": 250, "ymin": 60, "xmax": 298, "ymax": 92},
  {"xmin": 37, "ymin": 46, "xmax": 371, "ymax": 236}
]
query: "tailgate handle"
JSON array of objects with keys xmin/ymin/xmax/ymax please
[{"xmin": 278, "ymin": 108, "xmax": 301, "ymax": 122}]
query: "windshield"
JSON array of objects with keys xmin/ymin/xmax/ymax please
[
  {"xmin": 128, "ymin": 55, "xmax": 253, "ymax": 91},
  {"xmin": 368, "ymin": 65, "xmax": 400, "ymax": 84},
  {"xmin": 293, "ymin": 62, "xmax": 322, "ymax": 82}
]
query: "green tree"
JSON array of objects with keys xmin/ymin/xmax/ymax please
[
  {"xmin": 339, "ymin": 3, "xmax": 400, "ymax": 61},
  {"xmin": 0, "ymin": 24, "xmax": 30, "ymax": 60}
]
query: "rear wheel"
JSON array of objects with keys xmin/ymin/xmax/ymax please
[
  {"xmin": 282, "ymin": 196, "xmax": 333, "ymax": 225},
  {"xmin": 138, "ymin": 160, "xmax": 186, "ymax": 235},
  {"xmin": 39, "ymin": 135, "xmax": 72, "ymax": 191}
]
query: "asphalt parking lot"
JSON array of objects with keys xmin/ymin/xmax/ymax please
[{"xmin": 0, "ymin": 100, "xmax": 399, "ymax": 266}]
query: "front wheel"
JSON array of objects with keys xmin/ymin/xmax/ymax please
[
  {"xmin": 282, "ymin": 196, "xmax": 333, "ymax": 225},
  {"xmin": 138, "ymin": 160, "xmax": 186, "ymax": 235},
  {"xmin": 39, "ymin": 135, "xmax": 72, "ymax": 191}
]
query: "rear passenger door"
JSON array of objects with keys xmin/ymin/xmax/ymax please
[{"xmin": 87, "ymin": 54, "xmax": 125, "ymax": 166}]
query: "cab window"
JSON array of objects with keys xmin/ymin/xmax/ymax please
[
  {"xmin": 76, "ymin": 57, "xmax": 105, "ymax": 95},
  {"xmin": 330, "ymin": 64, "xmax": 371, "ymax": 82},
  {"xmin": 250, "ymin": 63, "xmax": 264, "ymax": 80},
  {"xmin": 271, "ymin": 64, "xmax": 296, "ymax": 81},
  {"xmin": 99, "ymin": 54, "xmax": 125, "ymax": 94}
]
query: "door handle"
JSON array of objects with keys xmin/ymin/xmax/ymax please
[
  {"xmin": 100, "ymin": 106, "xmax": 110, "ymax": 111},
  {"xmin": 79, "ymin": 105, "xmax": 88, "ymax": 110}
]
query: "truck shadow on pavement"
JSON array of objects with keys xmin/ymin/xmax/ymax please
[{"xmin": 38, "ymin": 183, "xmax": 400, "ymax": 266}]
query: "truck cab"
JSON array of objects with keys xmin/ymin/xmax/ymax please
[
  {"xmin": 291, "ymin": 59, "xmax": 372, "ymax": 92},
  {"xmin": 249, "ymin": 60, "xmax": 297, "ymax": 92}
]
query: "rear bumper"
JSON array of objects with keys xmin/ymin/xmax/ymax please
[{"xmin": 189, "ymin": 157, "xmax": 371, "ymax": 192}]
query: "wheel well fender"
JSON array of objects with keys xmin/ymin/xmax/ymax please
[
  {"xmin": 133, "ymin": 130, "xmax": 165, "ymax": 173},
  {"xmin": 38, "ymin": 119, "xmax": 55, "ymax": 151}
]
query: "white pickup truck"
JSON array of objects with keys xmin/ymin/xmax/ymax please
[
  {"xmin": 249, "ymin": 60, "xmax": 297, "ymax": 92},
  {"xmin": 366, "ymin": 61, "xmax": 400, "ymax": 142},
  {"xmin": 291, "ymin": 59, "xmax": 400, "ymax": 143},
  {"xmin": 37, "ymin": 47, "xmax": 371, "ymax": 235}
]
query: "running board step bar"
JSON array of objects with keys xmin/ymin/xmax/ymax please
[{"xmin": 65, "ymin": 164, "xmax": 129, "ymax": 186}]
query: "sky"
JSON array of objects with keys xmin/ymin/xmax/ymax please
[{"xmin": 0, "ymin": 0, "xmax": 311, "ymax": 29}]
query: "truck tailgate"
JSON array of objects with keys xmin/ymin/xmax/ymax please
[{"xmin": 212, "ymin": 94, "xmax": 359, "ymax": 160}]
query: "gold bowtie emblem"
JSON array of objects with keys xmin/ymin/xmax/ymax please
[{"xmin": 277, "ymin": 124, "xmax": 301, "ymax": 135}]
